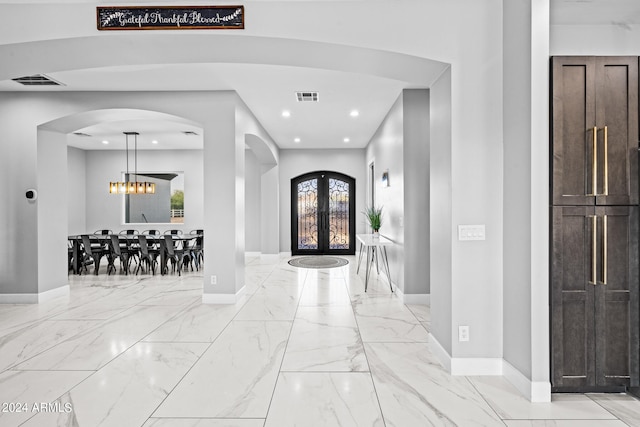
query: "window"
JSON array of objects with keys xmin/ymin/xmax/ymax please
[{"xmin": 124, "ymin": 172, "xmax": 184, "ymax": 224}]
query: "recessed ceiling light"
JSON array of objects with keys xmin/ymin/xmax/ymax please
[
  {"xmin": 152, "ymin": 140, "xmax": 158, "ymax": 144},
  {"xmin": 350, "ymin": 110, "xmax": 359, "ymax": 117},
  {"xmin": 343, "ymin": 138, "xmax": 350, "ymax": 143},
  {"xmin": 294, "ymin": 137, "xmax": 301, "ymax": 143},
  {"xmin": 102, "ymin": 140, "xmax": 109, "ymax": 145},
  {"xmin": 282, "ymin": 110, "xmax": 291, "ymax": 118}
]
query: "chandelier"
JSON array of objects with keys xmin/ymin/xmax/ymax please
[{"xmin": 109, "ymin": 132, "xmax": 156, "ymax": 194}]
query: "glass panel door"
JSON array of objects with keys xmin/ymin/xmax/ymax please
[
  {"xmin": 296, "ymin": 178, "xmax": 319, "ymax": 250},
  {"xmin": 328, "ymin": 177, "xmax": 350, "ymax": 250},
  {"xmin": 291, "ymin": 171, "xmax": 355, "ymax": 255}
]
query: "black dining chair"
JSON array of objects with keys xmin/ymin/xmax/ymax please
[
  {"xmin": 93, "ymin": 229, "xmax": 113, "ymax": 235},
  {"xmin": 67, "ymin": 239, "xmax": 75, "ymax": 274},
  {"xmin": 164, "ymin": 229, "xmax": 183, "ymax": 235},
  {"xmin": 119, "ymin": 229, "xmax": 139, "ymax": 235},
  {"xmin": 108, "ymin": 235, "xmax": 131, "ymax": 275},
  {"xmin": 142, "ymin": 229, "xmax": 160, "ymax": 236},
  {"xmin": 135, "ymin": 235, "xmax": 159, "ymax": 275},
  {"xmin": 81, "ymin": 234, "xmax": 111, "ymax": 275},
  {"xmin": 162, "ymin": 235, "xmax": 185, "ymax": 275},
  {"xmin": 187, "ymin": 230, "xmax": 204, "ymax": 271}
]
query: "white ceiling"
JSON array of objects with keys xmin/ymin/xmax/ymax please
[
  {"xmin": 0, "ymin": 60, "xmax": 411, "ymax": 151},
  {"xmin": 2, "ymin": 0, "xmax": 639, "ymax": 151}
]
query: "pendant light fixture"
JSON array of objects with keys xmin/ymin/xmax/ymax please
[{"xmin": 109, "ymin": 132, "xmax": 156, "ymax": 194}]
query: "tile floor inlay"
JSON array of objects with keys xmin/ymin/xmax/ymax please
[{"xmin": 0, "ymin": 254, "xmax": 638, "ymax": 426}]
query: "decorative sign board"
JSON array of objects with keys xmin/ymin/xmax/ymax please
[{"xmin": 97, "ymin": 6, "xmax": 244, "ymax": 30}]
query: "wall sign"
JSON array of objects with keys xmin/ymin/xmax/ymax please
[{"xmin": 97, "ymin": 6, "xmax": 244, "ymax": 30}]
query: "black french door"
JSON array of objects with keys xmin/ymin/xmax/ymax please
[{"xmin": 291, "ymin": 171, "xmax": 355, "ymax": 255}]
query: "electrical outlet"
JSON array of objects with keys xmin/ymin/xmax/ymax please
[
  {"xmin": 458, "ymin": 325, "xmax": 469, "ymax": 342},
  {"xmin": 210, "ymin": 275, "xmax": 217, "ymax": 285},
  {"xmin": 458, "ymin": 225, "xmax": 486, "ymax": 241}
]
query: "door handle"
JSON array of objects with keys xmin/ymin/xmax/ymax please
[
  {"xmin": 589, "ymin": 215, "xmax": 597, "ymax": 285},
  {"xmin": 602, "ymin": 214, "xmax": 607, "ymax": 285},
  {"xmin": 603, "ymin": 126, "xmax": 608, "ymax": 196},
  {"xmin": 591, "ymin": 126, "xmax": 598, "ymax": 196}
]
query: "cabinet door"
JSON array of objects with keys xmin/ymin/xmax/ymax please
[
  {"xmin": 551, "ymin": 206, "xmax": 596, "ymax": 388},
  {"xmin": 551, "ymin": 56, "xmax": 638, "ymax": 206},
  {"xmin": 551, "ymin": 57, "xmax": 597, "ymax": 206},
  {"xmin": 594, "ymin": 206, "xmax": 639, "ymax": 387},
  {"xmin": 594, "ymin": 57, "xmax": 639, "ymax": 206}
]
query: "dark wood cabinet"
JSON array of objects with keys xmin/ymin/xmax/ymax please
[
  {"xmin": 551, "ymin": 206, "xmax": 639, "ymax": 391},
  {"xmin": 551, "ymin": 56, "xmax": 638, "ymax": 206},
  {"xmin": 551, "ymin": 56, "xmax": 640, "ymax": 393}
]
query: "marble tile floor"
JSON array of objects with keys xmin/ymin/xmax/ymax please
[{"xmin": 0, "ymin": 254, "xmax": 639, "ymax": 426}]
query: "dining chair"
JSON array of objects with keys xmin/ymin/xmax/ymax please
[
  {"xmin": 81, "ymin": 234, "xmax": 110, "ymax": 275},
  {"xmin": 142, "ymin": 229, "xmax": 160, "ymax": 236},
  {"xmin": 119, "ymin": 229, "xmax": 139, "ymax": 235},
  {"xmin": 93, "ymin": 229, "xmax": 113, "ymax": 235},
  {"xmin": 67, "ymin": 239, "xmax": 75, "ymax": 274},
  {"xmin": 135, "ymin": 235, "xmax": 159, "ymax": 275},
  {"xmin": 108, "ymin": 235, "xmax": 131, "ymax": 275},
  {"xmin": 187, "ymin": 230, "xmax": 204, "ymax": 270},
  {"xmin": 162, "ymin": 235, "xmax": 184, "ymax": 275},
  {"xmin": 164, "ymin": 229, "xmax": 183, "ymax": 235}
]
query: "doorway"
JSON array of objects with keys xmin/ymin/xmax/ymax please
[{"xmin": 291, "ymin": 171, "xmax": 355, "ymax": 255}]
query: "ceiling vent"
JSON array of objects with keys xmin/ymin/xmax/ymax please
[
  {"xmin": 182, "ymin": 131, "xmax": 199, "ymax": 136},
  {"xmin": 296, "ymin": 91, "xmax": 319, "ymax": 102},
  {"xmin": 72, "ymin": 132, "xmax": 92, "ymax": 137},
  {"xmin": 12, "ymin": 74, "xmax": 64, "ymax": 86}
]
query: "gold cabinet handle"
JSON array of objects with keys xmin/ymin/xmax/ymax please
[
  {"xmin": 589, "ymin": 215, "xmax": 597, "ymax": 285},
  {"xmin": 592, "ymin": 126, "xmax": 598, "ymax": 196},
  {"xmin": 602, "ymin": 214, "xmax": 607, "ymax": 285},
  {"xmin": 603, "ymin": 126, "xmax": 608, "ymax": 196}
]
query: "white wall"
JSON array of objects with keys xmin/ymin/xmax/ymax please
[
  {"xmin": 551, "ymin": 25, "xmax": 640, "ymax": 56},
  {"xmin": 38, "ymin": 130, "xmax": 68, "ymax": 294},
  {"xmin": 67, "ymin": 146, "xmax": 86, "ymax": 235},
  {"xmin": 279, "ymin": 149, "xmax": 366, "ymax": 253},
  {"xmin": 84, "ymin": 150, "xmax": 204, "ymax": 234},
  {"xmin": 364, "ymin": 89, "xmax": 431, "ymax": 298},
  {"xmin": 403, "ymin": 89, "xmax": 431, "ymax": 298},
  {"xmin": 430, "ymin": 69, "xmax": 453, "ymax": 355},
  {"xmin": 245, "ymin": 149, "xmax": 261, "ymax": 252},
  {"xmin": 365, "ymin": 94, "xmax": 406, "ymax": 291}
]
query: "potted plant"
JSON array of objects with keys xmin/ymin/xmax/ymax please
[{"xmin": 363, "ymin": 206, "xmax": 383, "ymax": 236}]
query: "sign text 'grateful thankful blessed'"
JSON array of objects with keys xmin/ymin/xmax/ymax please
[{"xmin": 97, "ymin": 6, "xmax": 244, "ymax": 30}]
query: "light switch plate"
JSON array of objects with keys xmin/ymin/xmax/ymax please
[{"xmin": 458, "ymin": 224, "xmax": 485, "ymax": 241}]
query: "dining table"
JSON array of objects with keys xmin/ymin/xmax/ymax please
[{"xmin": 68, "ymin": 232, "xmax": 203, "ymax": 275}]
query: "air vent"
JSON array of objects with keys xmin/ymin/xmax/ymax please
[
  {"xmin": 182, "ymin": 131, "xmax": 199, "ymax": 136},
  {"xmin": 72, "ymin": 132, "xmax": 92, "ymax": 137},
  {"xmin": 296, "ymin": 91, "xmax": 319, "ymax": 102},
  {"xmin": 12, "ymin": 74, "xmax": 63, "ymax": 86}
]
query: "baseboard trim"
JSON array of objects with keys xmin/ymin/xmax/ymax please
[
  {"xmin": 451, "ymin": 357, "xmax": 503, "ymax": 376},
  {"xmin": 503, "ymin": 360, "xmax": 551, "ymax": 402},
  {"xmin": 202, "ymin": 286, "xmax": 246, "ymax": 305},
  {"xmin": 428, "ymin": 333, "xmax": 452, "ymax": 373},
  {"xmin": 403, "ymin": 293, "xmax": 430, "ymax": 305},
  {"xmin": 0, "ymin": 285, "xmax": 70, "ymax": 304},
  {"xmin": 429, "ymin": 334, "xmax": 551, "ymax": 402}
]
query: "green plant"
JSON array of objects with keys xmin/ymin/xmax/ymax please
[{"xmin": 363, "ymin": 206, "xmax": 383, "ymax": 232}]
